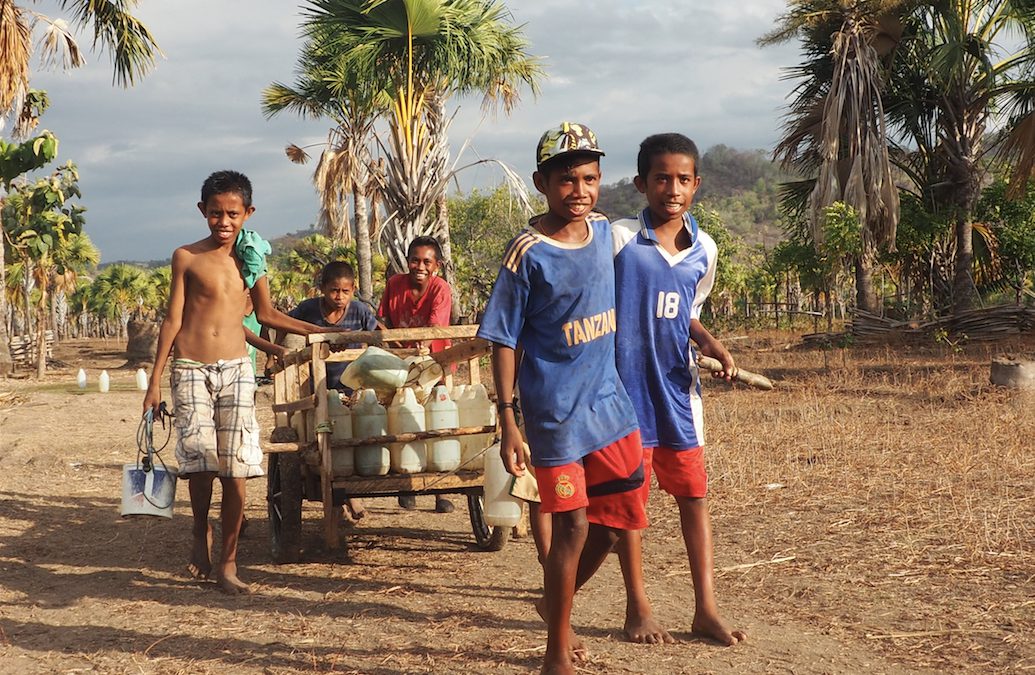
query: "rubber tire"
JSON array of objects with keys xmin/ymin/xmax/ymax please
[
  {"xmin": 267, "ymin": 452, "xmax": 303, "ymax": 563},
  {"xmin": 467, "ymin": 491, "xmax": 510, "ymax": 552}
]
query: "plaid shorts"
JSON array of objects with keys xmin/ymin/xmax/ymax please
[{"xmin": 170, "ymin": 357, "xmax": 264, "ymax": 479}]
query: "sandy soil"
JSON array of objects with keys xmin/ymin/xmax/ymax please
[{"xmin": 0, "ymin": 335, "xmax": 1032, "ymax": 674}]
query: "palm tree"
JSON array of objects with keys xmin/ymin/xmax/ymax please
[
  {"xmin": 300, "ymin": 0, "xmax": 542, "ymax": 292},
  {"xmin": 90, "ymin": 264, "xmax": 152, "ymax": 341},
  {"xmin": 1, "ymin": 1, "xmax": 159, "ymax": 373},
  {"xmin": 762, "ymin": 0, "xmax": 906, "ymax": 314},
  {"xmin": 262, "ymin": 43, "xmax": 389, "ymax": 301},
  {"xmin": 49, "ymin": 230, "xmax": 99, "ymax": 340},
  {"xmin": 0, "ymin": 0, "xmax": 160, "ymax": 122},
  {"xmin": 886, "ymin": 1, "xmax": 1035, "ymax": 311}
]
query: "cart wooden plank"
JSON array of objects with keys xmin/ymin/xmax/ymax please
[
  {"xmin": 332, "ymin": 470, "xmax": 484, "ymax": 495},
  {"xmin": 310, "ymin": 325, "xmax": 480, "ymax": 345}
]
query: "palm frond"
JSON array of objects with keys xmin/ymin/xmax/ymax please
[{"xmin": 0, "ymin": 1, "xmax": 32, "ymax": 120}]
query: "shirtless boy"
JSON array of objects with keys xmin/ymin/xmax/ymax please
[{"xmin": 143, "ymin": 170, "xmax": 338, "ymax": 594}]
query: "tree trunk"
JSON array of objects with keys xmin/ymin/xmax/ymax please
[
  {"xmin": 36, "ymin": 285, "xmax": 47, "ymax": 379},
  {"xmin": 0, "ymin": 240, "xmax": 12, "ymax": 376},
  {"xmin": 952, "ymin": 215, "xmax": 977, "ymax": 312},
  {"xmin": 854, "ymin": 252, "xmax": 878, "ymax": 314},
  {"xmin": 354, "ymin": 180, "xmax": 373, "ymax": 304},
  {"xmin": 435, "ymin": 191, "xmax": 461, "ymax": 323},
  {"xmin": 125, "ymin": 319, "xmax": 159, "ymax": 367}
]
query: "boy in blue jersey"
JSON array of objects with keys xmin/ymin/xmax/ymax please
[
  {"xmin": 479, "ymin": 123, "xmax": 647, "ymax": 675},
  {"xmin": 612, "ymin": 133, "xmax": 746, "ymax": 645}
]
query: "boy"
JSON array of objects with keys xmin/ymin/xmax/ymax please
[
  {"xmin": 379, "ymin": 236, "xmax": 455, "ymax": 513},
  {"xmin": 479, "ymin": 123, "xmax": 646, "ymax": 675},
  {"xmin": 612, "ymin": 133, "xmax": 746, "ymax": 645},
  {"xmin": 287, "ymin": 260, "xmax": 379, "ymax": 392},
  {"xmin": 143, "ymin": 170, "xmax": 341, "ymax": 594}
]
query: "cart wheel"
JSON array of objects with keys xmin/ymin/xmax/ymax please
[
  {"xmin": 267, "ymin": 452, "xmax": 302, "ymax": 563},
  {"xmin": 467, "ymin": 491, "xmax": 510, "ymax": 551}
]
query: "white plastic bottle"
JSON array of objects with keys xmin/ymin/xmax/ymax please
[
  {"xmin": 98, "ymin": 370, "xmax": 110, "ymax": 393},
  {"xmin": 327, "ymin": 391, "xmax": 354, "ymax": 476},
  {"xmin": 76, "ymin": 368, "xmax": 87, "ymax": 389},
  {"xmin": 352, "ymin": 389, "xmax": 389, "ymax": 476},
  {"xmin": 425, "ymin": 385, "xmax": 461, "ymax": 472},
  {"xmin": 387, "ymin": 387, "xmax": 426, "ymax": 474},
  {"xmin": 461, "ymin": 384, "xmax": 496, "ymax": 470},
  {"xmin": 135, "ymin": 368, "xmax": 149, "ymax": 391},
  {"xmin": 482, "ymin": 441, "xmax": 522, "ymax": 527}
]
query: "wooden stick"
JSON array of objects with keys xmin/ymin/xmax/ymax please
[
  {"xmin": 308, "ymin": 325, "xmax": 480, "ymax": 345},
  {"xmin": 666, "ymin": 555, "xmax": 795, "ymax": 576},
  {"xmin": 697, "ymin": 355, "xmax": 774, "ymax": 390}
]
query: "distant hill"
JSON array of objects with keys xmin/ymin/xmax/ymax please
[
  {"xmin": 101, "ymin": 225, "xmax": 320, "ymax": 269},
  {"xmin": 595, "ymin": 144, "xmax": 795, "ymax": 248}
]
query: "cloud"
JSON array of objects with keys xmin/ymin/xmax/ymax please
[{"xmin": 21, "ymin": 0, "xmax": 799, "ymax": 262}]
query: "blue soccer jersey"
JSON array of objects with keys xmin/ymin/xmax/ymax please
[
  {"xmin": 478, "ymin": 213, "xmax": 640, "ymax": 467},
  {"xmin": 612, "ymin": 209, "xmax": 718, "ymax": 450}
]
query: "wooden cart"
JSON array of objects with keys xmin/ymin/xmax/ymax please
[{"xmin": 266, "ymin": 325, "xmax": 509, "ymax": 563}]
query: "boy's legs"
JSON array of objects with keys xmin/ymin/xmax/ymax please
[
  {"xmin": 541, "ymin": 508, "xmax": 589, "ymax": 674},
  {"xmin": 186, "ymin": 472, "xmax": 216, "ymax": 579},
  {"xmin": 653, "ymin": 446, "xmax": 744, "ymax": 645},
  {"xmin": 215, "ymin": 476, "xmax": 250, "ymax": 594},
  {"xmin": 615, "ymin": 446, "xmax": 673, "ymax": 643},
  {"xmin": 675, "ymin": 495, "xmax": 744, "ymax": 645}
]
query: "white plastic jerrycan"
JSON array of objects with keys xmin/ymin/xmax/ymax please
[
  {"xmin": 483, "ymin": 441, "xmax": 522, "ymax": 527},
  {"xmin": 76, "ymin": 368, "xmax": 87, "ymax": 389},
  {"xmin": 352, "ymin": 389, "xmax": 389, "ymax": 476},
  {"xmin": 387, "ymin": 387, "xmax": 427, "ymax": 474},
  {"xmin": 135, "ymin": 368, "xmax": 149, "ymax": 390},
  {"xmin": 452, "ymin": 384, "xmax": 468, "ymax": 401},
  {"xmin": 328, "ymin": 392, "xmax": 354, "ymax": 476},
  {"xmin": 425, "ymin": 385, "xmax": 461, "ymax": 472},
  {"xmin": 460, "ymin": 384, "xmax": 496, "ymax": 470},
  {"xmin": 98, "ymin": 370, "xmax": 110, "ymax": 393}
]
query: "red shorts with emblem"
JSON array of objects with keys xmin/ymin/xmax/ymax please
[
  {"xmin": 534, "ymin": 431, "xmax": 648, "ymax": 531},
  {"xmin": 640, "ymin": 446, "xmax": 708, "ymax": 503}
]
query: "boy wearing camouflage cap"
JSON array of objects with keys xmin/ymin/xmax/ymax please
[{"xmin": 478, "ymin": 123, "xmax": 647, "ymax": 675}]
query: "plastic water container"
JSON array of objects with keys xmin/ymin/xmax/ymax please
[
  {"xmin": 482, "ymin": 441, "xmax": 522, "ymax": 527},
  {"xmin": 387, "ymin": 388, "xmax": 426, "ymax": 474},
  {"xmin": 452, "ymin": 384, "xmax": 468, "ymax": 401},
  {"xmin": 76, "ymin": 368, "xmax": 87, "ymax": 389},
  {"xmin": 352, "ymin": 389, "xmax": 389, "ymax": 476},
  {"xmin": 135, "ymin": 368, "xmax": 149, "ymax": 390},
  {"xmin": 460, "ymin": 385, "xmax": 496, "ymax": 470},
  {"xmin": 98, "ymin": 370, "xmax": 110, "ymax": 393},
  {"xmin": 121, "ymin": 463, "xmax": 177, "ymax": 518},
  {"xmin": 425, "ymin": 385, "xmax": 460, "ymax": 472},
  {"xmin": 328, "ymin": 392, "xmax": 354, "ymax": 476}
]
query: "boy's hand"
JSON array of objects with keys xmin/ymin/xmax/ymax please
[
  {"xmin": 499, "ymin": 418, "xmax": 526, "ymax": 477},
  {"xmin": 698, "ymin": 338, "xmax": 737, "ymax": 382},
  {"xmin": 143, "ymin": 384, "xmax": 162, "ymax": 417}
]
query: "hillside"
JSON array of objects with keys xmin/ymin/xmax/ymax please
[{"xmin": 595, "ymin": 144, "xmax": 794, "ymax": 248}]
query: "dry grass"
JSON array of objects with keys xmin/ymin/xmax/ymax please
[{"xmin": 700, "ymin": 331, "xmax": 1035, "ymax": 671}]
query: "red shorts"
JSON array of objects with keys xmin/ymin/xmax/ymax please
[
  {"xmin": 534, "ymin": 431, "xmax": 648, "ymax": 531},
  {"xmin": 640, "ymin": 446, "xmax": 708, "ymax": 503}
]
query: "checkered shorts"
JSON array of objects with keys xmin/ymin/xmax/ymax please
[{"xmin": 170, "ymin": 357, "xmax": 264, "ymax": 479}]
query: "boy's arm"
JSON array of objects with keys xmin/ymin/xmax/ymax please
[
  {"xmin": 245, "ymin": 327, "xmax": 287, "ymax": 362},
  {"xmin": 491, "ymin": 344, "xmax": 526, "ymax": 477},
  {"xmin": 143, "ymin": 248, "xmax": 187, "ymax": 415},
  {"xmin": 249, "ymin": 276, "xmax": 344, "ymax": 335},
  {"xmin": 690, "ymin": 318, "xmax": 737, "ymax": 382}
]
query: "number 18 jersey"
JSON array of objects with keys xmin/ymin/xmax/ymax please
[{"xmin": 612, "ymin": 210, "xmax": 718, "ymax": 450}]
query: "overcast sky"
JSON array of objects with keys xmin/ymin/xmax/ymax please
[{"xmin": 23, "ymin": 0, "xmax": 799, "ymax": 263}]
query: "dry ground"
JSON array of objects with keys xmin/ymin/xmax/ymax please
[{"xmin": 0, "ymin": 333, "xmax": 1032, "ymax": 674}]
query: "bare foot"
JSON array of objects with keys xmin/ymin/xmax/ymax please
[
  {"xmin": 691, "ymin": 611, "xmax": 745, "ymax": 646},
  {"xmin": 540, "ymin": 657, "xmax": 576, "ymax": 675},
  {"xmin": 215, "ymin": 561, "xmax": 253, "ymax": 595},
  {"xmin": 534, "ymin": 597, "xmax": 588, "ymax": 662},
  {"xmin": 187, "ymin": 524, "xmax": 213, "ymax": 580},
  {"xmin": 345, "ymin": 498, "xmax": 366, "ymax": 520},
  {"xmin": 624, "ymin": 611, "xmax": 675, "ymax": 644}
]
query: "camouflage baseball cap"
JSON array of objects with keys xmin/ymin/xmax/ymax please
[{"xmin": 536, "ymin": 122, "xmax": 605, "ymax": 167}]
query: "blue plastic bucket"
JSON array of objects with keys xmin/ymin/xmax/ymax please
[{"xmin": 121, "ymin": 463, "xmax": 177, "ymax": 518}]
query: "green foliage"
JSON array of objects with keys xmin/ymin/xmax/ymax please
[
  {"xmin": 0, "ymin": 131, "xmax": 59, "ymax": 188},
  {"xmin": 89, "ymin": 264, "xmax": 153, "ymax": 323},
  {"xmin": 449, "ymin": 184, "xmax": 543, "ymax": 317},
  {"xmin": 975, "ymin": 178, "xmax": 1035, "ymax": 295},
  {"xmin": 2, "ymin": 162, "xmax": 84, "ymax": 263}
]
